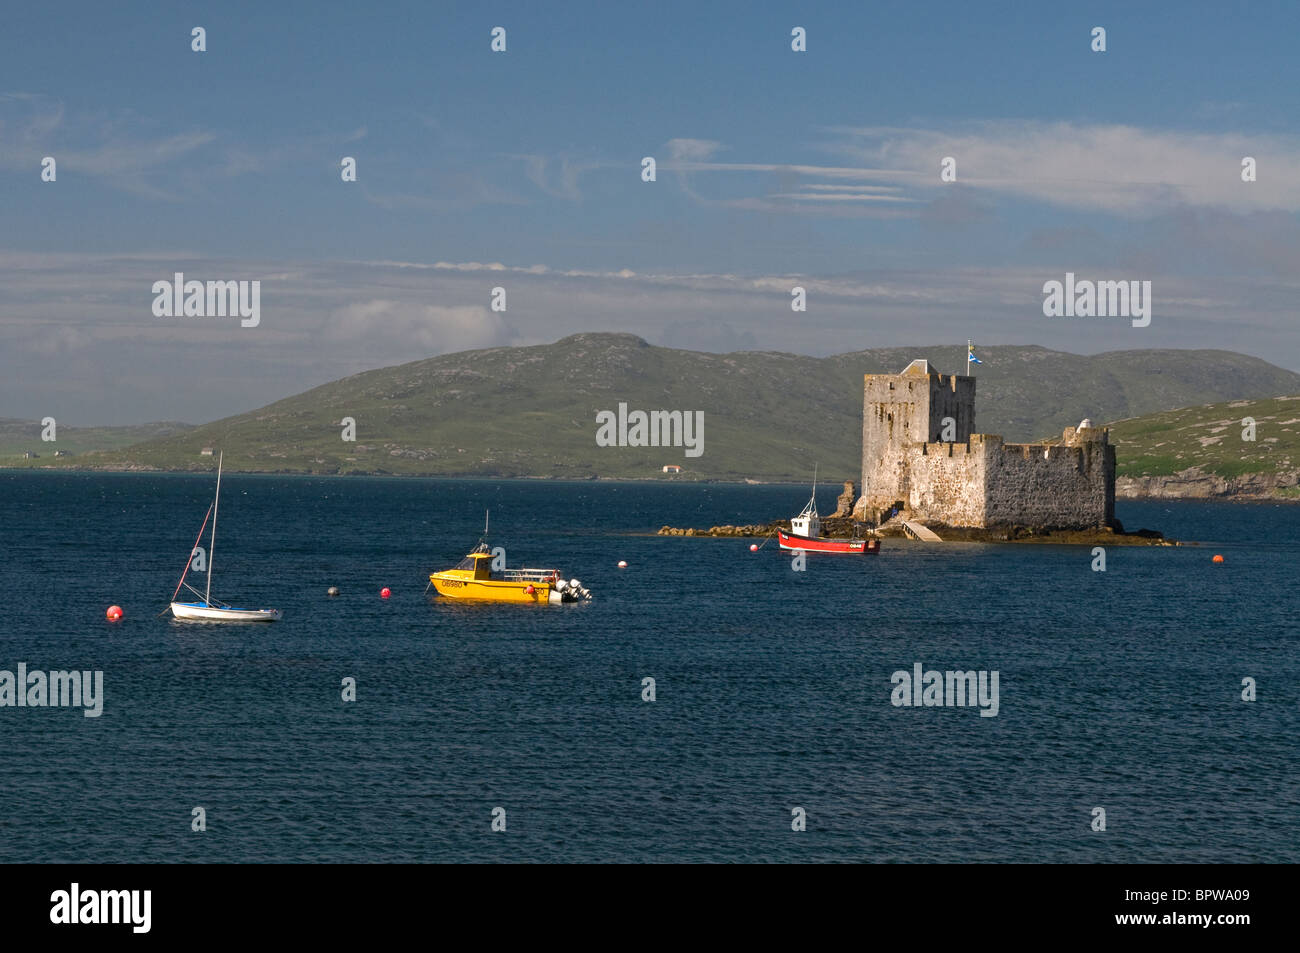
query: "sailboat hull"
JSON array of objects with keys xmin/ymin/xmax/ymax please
[{"xmin": 170, "ymin": 602, "xmax": 282, "ymax": 622}]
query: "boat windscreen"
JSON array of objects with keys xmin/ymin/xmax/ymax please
[{"xmin": 454, "ymin": 555, "xmax": 480, "ymax": 570}]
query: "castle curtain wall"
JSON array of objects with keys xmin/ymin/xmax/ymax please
[
  {"xmin": 910, "ymin": 439, "xmax": 987, "ymax": 526},
  {"xmin": 855, "ymin": 362, "xmax": 1115, "ymax": 529},
  {"xmin": 982, "ymin": 439, "xmax": 1115, "ymax": 529}
]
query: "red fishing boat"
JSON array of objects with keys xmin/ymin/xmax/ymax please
[
  {"xmin": 777, "ymin": 473, "xmax": 880, "ymax": 555},
  {"xmin": 777, "ymin": 528, "xmax": 878, "ymax": 554}
]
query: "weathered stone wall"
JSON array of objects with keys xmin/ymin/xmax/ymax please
[
  {"xmin": 926, "ymin": 374, "xmax": 976, "ymax": 442},
  {"xmin": 861, "ymin": 375, "xmax": 926, "ymax": 506},
  {"xmin": 861, "ymin": 369, "xmax": 977, "ymax": 511},
  {"xmin": 907, "ymin": 439, "xmax": 986, "ymax": 526},
  {"xmin": 982, "ymin": 434, "xmax": 1115, "ymax": 528}
]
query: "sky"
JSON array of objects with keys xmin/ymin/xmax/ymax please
[{"xmin": 3, "ymin": 1, "xmax": 1300, "ymax": 424}]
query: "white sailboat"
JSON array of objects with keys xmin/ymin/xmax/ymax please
[{"xmin": 169, "ymin": 452, "xmax": 282, "ymax": 622}]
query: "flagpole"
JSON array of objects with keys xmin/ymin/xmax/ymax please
[{"xmin": 967, "ymin": 340, "xmax": 971, "ymax": 377}]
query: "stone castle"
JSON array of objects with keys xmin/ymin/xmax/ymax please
[{"xmin": 852, "ymin": 360, "xmax": 1115, "ymax": 529}]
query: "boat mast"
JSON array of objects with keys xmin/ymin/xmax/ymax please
[{"xmin": 206, "ymin": 451, "xmax": 222, "ymax": 606}]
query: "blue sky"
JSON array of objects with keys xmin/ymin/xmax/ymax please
[{"xmin": 3, "ymin": 1, "xmax": 1300, "ymax": 422}]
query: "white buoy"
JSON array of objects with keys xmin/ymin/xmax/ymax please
[{"xmin": 617, "ymin": 560, "xmax": 628, "ymax": 568}]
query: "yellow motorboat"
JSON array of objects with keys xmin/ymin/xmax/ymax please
[{"xmin": 430, "ymin": 542, "xmax": 592, "ymax": 604}]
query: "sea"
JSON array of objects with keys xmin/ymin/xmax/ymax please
[{"xmin": 0, "ymin": 471, "xmax": 1295, "ymax": 863}]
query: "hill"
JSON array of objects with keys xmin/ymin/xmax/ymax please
[
  {"xmin": 0, "ymin": 419, "xmax": 194, "ymax": 459},
  {"xmin": 13, "ymin": 334, "xmax": 1300, "ymax": 484},
  {"xmin": 1110, "ymin": 395, "xmax": 1300, "ymax": 499}
]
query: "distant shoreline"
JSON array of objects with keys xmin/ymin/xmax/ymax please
[
  {"xmin": 0, "ymin": 465, "xmax": 814, "ymax": 487},
  {"xmin": 3, "ymin": 464, "xmax": 1298, "ymax": 502}
]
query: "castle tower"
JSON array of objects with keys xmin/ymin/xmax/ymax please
[
  {"xmin": 857, "ymin": 359, "xmax": 976, "ymax": 519},
  {"xmin": 854, "ymin": 360, "xmax": 1115, "ymax": 529}
]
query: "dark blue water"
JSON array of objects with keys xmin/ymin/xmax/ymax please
[{"xmin": 0, "ymin": 471, "xmax": 1295, "ymax": 862}]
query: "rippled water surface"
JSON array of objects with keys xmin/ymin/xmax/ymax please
[{"xmin": 0, "ymin": 472, "xmax": 1295, "ymax": 862}]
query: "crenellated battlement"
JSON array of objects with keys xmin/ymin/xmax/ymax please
[
  {"xmin": 856, "ymin": 361, "xmax": 1115, "ymax": 529},
  {"xmin": 920, "ymin": 440, "xmax": 978, "ymax": 457}
]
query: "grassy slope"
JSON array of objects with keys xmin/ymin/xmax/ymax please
[
  {"xmin": 1108, "ymin": 395, "xmax": 1300, "ymax": 481},
  {"xmin": 12, "ymin": 334, "xmax": 1300, "ymax": 483},
  {"xmin": 0, "ymin": 419, "xmax": 194, "ymax": 458}
]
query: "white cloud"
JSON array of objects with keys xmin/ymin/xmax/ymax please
[
  {"xmin": 654, "ymin": 122, "xmax": 1300, "ymax": 217},
  {"xmin": 831, "ymin": 122, "xmax": 1300, "ymax": 214},
  {"xmin": 325, "ymin": 299, "xmax": 509, "ymax": 355},
  {"xmin": 666, "ymin": 138, "xmax": 723, "ymax": 161}
]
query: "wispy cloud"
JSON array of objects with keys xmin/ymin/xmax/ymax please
[
  {"xmin": 829, "ymin": 121, "xmax": 1300, "ymax": 214},
  {"xmin": 511, "ymin": 154, "xmax": 608, "ymax": 200},
  {"xmin": 0, "ymin": 92, "xmax": 214, "ymax": 199},
  {"xmin": 652, "ymin": 122, "xmax": 1300, "ymax": 218},
  {"xmin": 666, "ymin": 138, "xmax": 723, "ymax": 162},
  {"xmin": 0, "ymin": 92, "xmax": 374, "ymax": 201}
]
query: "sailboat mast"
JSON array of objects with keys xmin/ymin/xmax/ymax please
[{"xmin": 206, "ymin": 451, "xmax": 222, "ymax": 606}]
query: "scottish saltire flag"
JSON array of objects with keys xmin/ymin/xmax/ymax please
[{"xmin": 968, "ymin": 344, "xmax": 983, "ymax": 365}]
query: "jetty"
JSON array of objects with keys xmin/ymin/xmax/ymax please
[{"xmin": 901, "ymin": 520, "xmax": 943, "ymax": 541}]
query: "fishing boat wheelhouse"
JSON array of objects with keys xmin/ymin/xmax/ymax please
[
  {"xmin": 777, "ymin": 474, "xmax": 880, "ymax": 555},
  {"xmin": 430, "ymin": 531, "xmax": 592, "ymax": 604}
]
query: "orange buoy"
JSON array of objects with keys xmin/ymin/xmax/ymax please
[
  {"xmin": 106, "ymin": 605, "xmax": 123, "ymax": 621},
  {"xmin": 1212, "ymin": 554, "xmax": 1225, "ymax": 564},
  {"xmin": 380, "ymin": 587, "xmax": 391, "ymax": 598},
  {"xmin": 749, "ymin": 544, "xmax": 758, "ymax": 552},
  {"xmin": 525, "ymin": 585, "xmax": 535, "ymax": 594}
]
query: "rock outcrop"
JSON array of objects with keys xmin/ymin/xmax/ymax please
[
  {"xmin": 831, "ymin": 481, "xmax": 857, "ymax": 517},
  {"xmin": 1117, "ymin": 467, "xmax": 1300, "ymax": 500},
  {"xmin": 657, "ymin": 523, "xmax": 781, "ymax": 537}
]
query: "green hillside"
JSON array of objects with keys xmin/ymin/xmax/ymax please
[
  {"xmin": 1109, "ymin": 394, "xmax": 1300, "ymax": 498},
  {"xmin": 0, "ymin": 419, "xmax": 194, "ymax": 459},
  {"xmin": 11, "ymin": 334, "xmax": 1300, "ymax": 484}
]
